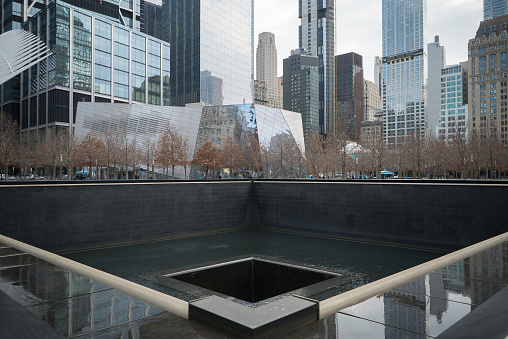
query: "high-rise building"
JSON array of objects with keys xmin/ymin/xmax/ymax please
[
  {"xmin": 484, "ymin": 0, "xmax": 508, "ymax": 21},
  {"xmin": 298, "ymin": 0, "xmax": 335, "ymax": 136},
  {"xmin": 364, "ymin": 80, "xmax": 381, "ymax": 122},
  {"xmin": 468, "ymin": 15, "xmax": 508, "ymax": 145},
  {"xmin": 438, "ymin": 64, "xmax": 468, "ymax": 141},
  {"xmin": 335, "ymin": 52, "xmax": 363, "ymax": 141},
  {"xmin": 0, "ymin": 0, "xmax": 163, "ymax": 123},
  {"xmin": 382, "ymin": 0, "xmax": 427, "ymax": 146},
  {"xmin": 428, "ymin": 35, "xmax": 446, "ymax": 139},
  {"xmin": 17, "ymin": 0, "xmax": 170, "ymax": 135},
  {"xmin": 162, "ymin": 0, "xmax": 253, "ymax": 107},
  {"xmin": 256, "ymin": 32, "xmax": 282, "ymax": 109},
  {"xmin": 283, "ymin": 49, "xmax": 320, "ymax": 137}
]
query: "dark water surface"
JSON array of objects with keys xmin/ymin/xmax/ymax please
[{"xmin": 62, "ymin": 229, "xmax": 442, "ymax": 297}]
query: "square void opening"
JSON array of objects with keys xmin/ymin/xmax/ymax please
[{"xmin": 167, "ymin": 258, "xmax": 338, "ymax": 303}]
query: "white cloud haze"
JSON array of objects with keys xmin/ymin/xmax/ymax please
[{"xmin": 255, "ymin": 0, "xmax": 483, "ymax": 81}]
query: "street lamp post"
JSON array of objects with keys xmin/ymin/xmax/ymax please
[{"xmin": 213, "ymin": 160, "xmax": 216, "ymax": 179}]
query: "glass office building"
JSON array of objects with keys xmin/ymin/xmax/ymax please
[
  {"xmin": 19, "ymin": 0, "xmax": 170, "ymax": 133},
  {"xmin": 484, "ymin": 0, "xmax": 508, "ymax": 21},
  {"xmin": 162, "ymin": 0, "xmax": 254, "ymax": 107},
  {"xmin": 298, "ymin": 0, "xmax": 336, "ymax": 136},
  {"xmin": 382, "ymin": 0, "xmax": 427, "ymax": 145},
  {"xmin": 283, "ymin": 49, "xmax": 320, "ymax": 138}
]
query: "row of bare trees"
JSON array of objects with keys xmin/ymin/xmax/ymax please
[{"xmin": 2, "ymin": 110, "xmax": 508, "ymax": 180}]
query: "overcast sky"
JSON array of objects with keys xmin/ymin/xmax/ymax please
[{"xmin": 254, "ymin": 0, "xmax": 483, "ymax": 81}]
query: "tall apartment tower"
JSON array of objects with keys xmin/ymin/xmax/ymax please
[
  {"xmin": 298, "ymin": 0, "xmax": 336, "ymax": 136},
  {"xmin": 283, "ymin": 49, "xmax": 320, "ymax": 137},
  {"xmin": 335, "ymin": 52, "xmax": 364, "ymax": 141},
  {"xmin": 484, "ymin": 0, "xmax": 508, "ymax": 20},
  {"xmin": 468, "ymin": 16, "xmax": 508, "ymax": 145},
  {"xmin": 256, "ymin": 32, "xmax": 282, "ymax": 108},
  {"xmin": 382, "ymin": 0, "xmax": 427, "ymax": 145},
  {"xmin": 427, "ymin": 36, "xmax": 446, "ymax": 139},
  {"xmin": 162, "ymin": 0, "xmax": 254, "ymax": 107}
]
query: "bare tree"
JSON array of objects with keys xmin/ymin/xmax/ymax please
[
  {"xmin": 119, "ymin": 134, "xmax": 136, "ymax": 179},
  {"xmin": 241, "ymin": 133, "xmax": 262, "ymax": 177},
  {"xmin": 155, "ymin": 125, "xmax": 184, "ymax": 179},
  {"xmin": 179, "ymin": 137, "xmax": 193, "ymax": 179},
  {"xmin": 101, "ymin": 132, "xmax": 121, "ymax": 179},
  {"xmin": 61, "ymin": 132, "xmax": 78, "ymax": 180},
  {"xmin": 0, "ymin": 112, "xmax": 19, "ymax": 180},
  {"xmin": 76, "ymin": 132, "xmax": 104, "ymax": 179},
  {"xmin": 304, "ymin": 132, "xmax": 325, "ymax": 178},
  {"xmin": 191, "ymin": 140, "xmax": 221, "ymax": 179},
  {"xmin": 220, "ymin": 136, "xmax": 243, "ymax": 178}
]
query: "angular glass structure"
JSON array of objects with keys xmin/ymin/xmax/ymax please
[
  {"xmin": 75, "ymin": 103, "xmax": 304, "ymax": 178},
  {"xmin": 382, "ymin": 0, "xmax": 427, "ymax": 145},
  {"xmin": 484, "ymin": 0, "xmax": 508, "ymax": 21},
  {"xmin": 162, "ymin": 0, "xmax": 254, "ymax": 107}
]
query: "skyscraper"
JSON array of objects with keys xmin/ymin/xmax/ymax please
[
  {"xmin": 162, "ymin": 0, "xmax": 254, "ymax": 107},
  {"xmin": 298, "ymin": 0, "xmax": 335, "ymax": 136},
  {"xmin": 382, "ymin": 0, "xmax": 427, "ymax": 145},
  {"xmin": 283, "ymin": 49, "xmax": 320, "ymax": 137},
  {"xmin": 335, "ymin": 52, "xmax": 364, "ymax": 141},
  {"xmin": 484, "ymin": 0, "xmax": 508, "ymax": 21},
  {"xmin": 0, "ymin": 0, "xmax": 167, "ymax": 125},
  {"xmin": 427, "ymin": 35, "xmax": 446, "ymax": 139},
  {"xmin": 256, "ymin": 32, "xmax": 282, "ymax": 109}
]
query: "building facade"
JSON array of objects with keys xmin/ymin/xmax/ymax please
[
  {"xmin": 298, "ymin": 0, "xmax": 335, "ymax": 136},
  {"xmin": 468, "ymin": 15, "xmax": 508, "ymax": 145},
  {"xmin": 162, "ymin": 0, "xmax": 253, "ymax": 107},
  {"xmin": 335, "ymin": 52, "xmax": 363, "ymax": 141},
  {"xmin": 428, "ymin": 35, "xmax": 446, "ymax": 139},
  {"xmin": 382, "ymin": 0, "xmax": 428, "ymax": 146},
  {"xmin": 484, "ymin": 0, "xmax": 508, "ymax": 21},
  {"xmin": 19, "ymin": 0, "xmax": 170, "ymax": 135},
  {"xmin": 256, "ymin": 32, "xmax": 282, "ymax": 109},
  {"xmin": 254, "ymin": 80, "xmax": 268, "ymax": 106},
  {"xmin": 283, "ymin": 49, "xmax": 320, "ymax": 137},
  {"xmin": 364, "ymin": 80, "xmax": 381, "ymax": 122},
  {"xmin": 438, "ymin": 64, "xmax": 468, "ymax": 141}
]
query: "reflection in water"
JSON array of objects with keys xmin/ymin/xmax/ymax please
[
  {"xmin": 336, "ymin": 241, "xmax": 508, "ymax": 338},
  {"xmin": 465, "ymin": 242, "xmax": 508, "ymax": 308}
]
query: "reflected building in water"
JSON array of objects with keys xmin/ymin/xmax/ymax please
[
  {"xmin": 162, "ymin": 0, "xmax": 254, "ymax": 107},
  {"xmin": 75, "ymin": 102, "xmax": 304, "ymax": 178},
  {"xmin": 464, "ymin": 242, "xmax": 508, "ymax": 308}
]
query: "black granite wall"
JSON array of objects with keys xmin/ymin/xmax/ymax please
[
  {"xmin": 251, "ymin": 181, "xmax": 508, "ymax": 251},
  {"xmin": 1, "ymin": 180, "xmax": 506, "ymax": 252},
  {"xmin": 0, "ymin": 181, "xmax": 252, "ymax": 251}
]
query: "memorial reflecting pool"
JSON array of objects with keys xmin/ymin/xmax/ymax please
[
  {"xmin": 1, "ymin": 230, "xmax": 507, "ymax": 337},
  {"xmin": 62, "ymin": 229, "xmax": 442, "ymax": 297}
]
